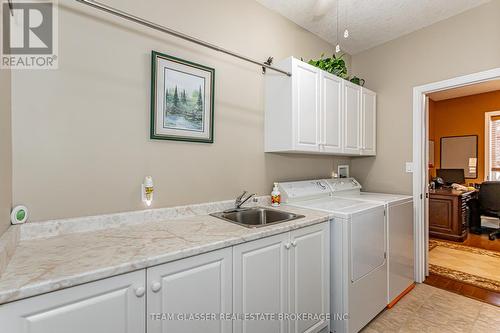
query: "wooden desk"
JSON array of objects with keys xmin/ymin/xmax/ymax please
[{"xmin": 429, "ymin": 188, "xmax": 477, "ymax": 242}]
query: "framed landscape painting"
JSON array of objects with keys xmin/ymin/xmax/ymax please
[{"xmin": 151, "ymin": 51, "xmax": 215, "ymax": 143}]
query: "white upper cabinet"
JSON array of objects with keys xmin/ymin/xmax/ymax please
[
  {"xmin": 343, "ymin": 81, "xmax": 362, "ymax": 155},
  {"xmin": 320, "ymin": 72, "xmax": 343, "ymax": 154},
  {"xmin": 295, "ymin": 61, "xmax": 321, "ymax": 151},
  {"xmin": 361, "ymin": 88, "xmax": 377, "ymax": 156},
  {"xmin": 265, "ymin": 57, "xmax": 376, "ymax": 156}
]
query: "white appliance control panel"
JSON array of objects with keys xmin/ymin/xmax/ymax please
[
  {"xmin": 277, "ymin": 180, "xmax": 331, "ymax": 203},
  {"xmin": 324, "ymin": 178, "xmax": 362, "ymax": 192}
]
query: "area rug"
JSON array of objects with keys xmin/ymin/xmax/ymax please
[{"xmin": 429, "ymin": 239, "xmax": 500, "ymax": 292}]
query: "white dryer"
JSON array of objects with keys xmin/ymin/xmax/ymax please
[
  {"xmin": 278, "ymin": 180, "xmax": 388, "ymax": 333},
  {"xmin": 325, "ymin": 178, "xmax": 414, "ymax": 306}
]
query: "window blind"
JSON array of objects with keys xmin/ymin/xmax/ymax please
[{"xmin": 491, "ymin": 115, "xmax": 500, "ymax": 172}]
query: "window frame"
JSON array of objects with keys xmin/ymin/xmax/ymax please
[{"xmin": 485, "ymin": 110, "xmax": 500, "ymax": 181}]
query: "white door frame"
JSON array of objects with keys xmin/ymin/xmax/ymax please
[{"xmin": 412, "ymin": 67, "xmax": 500, "ymax": 283}]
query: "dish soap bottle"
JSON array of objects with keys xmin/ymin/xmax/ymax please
[{"xmin": 271, "ymin": 183, "xmax": 281, "ymax": 207}]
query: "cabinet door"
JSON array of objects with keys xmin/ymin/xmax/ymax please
[
  {"xmin": 233, "ymin": 232, "xmax": 289, "ymax": 333},
  {"xmin": 289, "ymin": 223, "xmax": 330, "ymax": 333},
  {"xmin": 429, "ymin": 195, "xmax": 461, "ymax": 241},
  {"xmin": 294, "ymin": 60, "xmax": 320, "ymax": 152},
  {"xmin": 361, "ymin": 88, "xmax": 377, "ymax": 155},
  {"xmin": 320, "ymin": 72, "xmax": 343, "ymax": 154},
  {"xmin": 0, "ymin": 270, "xmax": 146, "ymax": 333},
  {"xmin": 147, "ymin": 248, "xmax": 232, "ymax": 333},
  {"xmin": 343, "ymin": 81, "xmax": 362, "ymax": 155}
]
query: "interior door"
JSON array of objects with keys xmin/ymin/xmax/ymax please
[
  {"xmin": 424, "ymin": 95, "xmax": 430, "ymax": 276},
  {"xmin": 343, "ymin": 81, "xmax": 362, "ymax": 155},
  {"xmin": 320, "ymin": 72, "xmax": 343, "ymax": 153},
  {"xmin": 294, "ymin": 60, "xmax": 320, "ymax": 152},
  {"xmin": 233, "ymin": 232, "xmax": 289, "ymax": 333},
  {"xmin": 361, "ymin": 88, "xmax": 376, "ymax": 155},
  {"xmin": 289, "ymin": 223, "xmax": 329, "ymax": 333},
  {"xmin": 0, "ymin": 270, "xmax": 146, "ymax": 333},
  {"xmin": 147, "ymin": 248, "xmax": 232, "ymax": 333}
]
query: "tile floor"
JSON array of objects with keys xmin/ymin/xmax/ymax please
[{"xmin": 362, "ymin": 283, "xmax": 500, "ymax": 333}]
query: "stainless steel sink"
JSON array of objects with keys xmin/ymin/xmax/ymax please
[{"xmin": 210, "ymin": 207, "xmax": 304, "ymax": 228}]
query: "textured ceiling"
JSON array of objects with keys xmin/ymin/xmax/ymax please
[{"xmin": 256, "ymin": 0, "xmax": 491, "ymax": 54}]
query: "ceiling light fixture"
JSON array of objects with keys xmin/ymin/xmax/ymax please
[
  {"xmin": 335, "ymin": 0, "xmax": 341, "ymax": 53},
  {"xmin": 344, "ymin": 0, "xmax": 349, "ymax": 39},
  {"xmin": 335, "ymin": 0, "xmax": 349, "ymax": 53}
]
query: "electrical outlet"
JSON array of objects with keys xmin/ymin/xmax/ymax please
[{"xmin": 405, "ymin": 162, "xmax": 414, "ymax": 173}]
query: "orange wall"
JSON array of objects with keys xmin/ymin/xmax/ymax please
[{"xmin": 429, "ymin": 90, "xmax": 500, "ymax": 183}]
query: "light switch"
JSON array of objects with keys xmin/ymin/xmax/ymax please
[{"xmin": 405, "ymin": 162, "xmax": 414, "ymax": 173}]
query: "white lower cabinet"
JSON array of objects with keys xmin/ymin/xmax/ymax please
[
  {"xmin": 147, "ymin": 247, "xmax": 232, "ymax": 333},
  {"xmin": 233, "ymin": 232, "xmax": 289, "ymax": 333},
  {"xmin": 0, "ymin": 270, "xmax": 146, "ymax": 333},
  {"xmin": 0, "ymin": 223, "xmax": 329, "ymax": 333},
  {"xmin": 289, "ymin": 224, "xmax": 329, "ymax": 333},
  {"xmin": 233, "ymin": 222, "xmax": 330, "ymax": 333}
]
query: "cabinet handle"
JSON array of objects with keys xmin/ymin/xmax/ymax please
[
  {"xmin": 151, "ymin": 282, "xmax": 162, "ymax": 293},
  {"xmin": 285, "ymin": 243, "xmax": 291, "ymax": 249},
  {"xmin": 134, "ymin": 286, "xmax": 145, "ymax": 297},
  {"xmin": 291, "ymin": 240, "xmax": 297, "ymax": 247}
]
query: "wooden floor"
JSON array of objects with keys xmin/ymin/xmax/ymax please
[
  {"xmin": 426, "ymin": 232, "xmax": 500, "ymax": 307},
  {"xmin": 424, "ymin": 273, "xmax": 500, "ymax": 307},
  {"xmin": 460, "ymin": 232, "xmax": 500, "ymax": 252}
]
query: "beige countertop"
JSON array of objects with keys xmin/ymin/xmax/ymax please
[{"xmin": 0, "ymin": 205, "xmax": 330, "ymax": 305}]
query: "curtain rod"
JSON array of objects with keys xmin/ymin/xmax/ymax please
[{"xmin": 75, "ymin": 0, "xmax": 292, "ymax": 77}]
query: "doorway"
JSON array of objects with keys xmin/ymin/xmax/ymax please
[{"xmin": 412, "ymin": 68, "xmax": 500, "ymax": 285}]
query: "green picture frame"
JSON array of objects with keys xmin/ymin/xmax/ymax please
[{"xmin": 150, "ymin": 51, "xmax": 215, "ymax": 143}]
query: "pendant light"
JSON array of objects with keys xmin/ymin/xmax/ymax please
[
  {"xmin": 335, "ymin": 0, "xmax": 349, "ymax": 53},
  {"xmin": 343, "ymin": 0, "xmax": 349, "ymax": 40},
  {"xmin": 335, "ymin": 0, "xmax": 340, "ymax": 53}
]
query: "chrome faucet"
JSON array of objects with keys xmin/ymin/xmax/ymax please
[{"xmin": 234, "ymin": 191, "xmax": 256, "ymax": 210}]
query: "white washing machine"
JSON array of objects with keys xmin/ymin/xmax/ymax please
[
  {"xmin": 278, "ymin": 180, "xmax": 388, "ymax": 333},
  {"xmin": 325, "ymin": 178, "xmax": 414, "ymax": 306}
]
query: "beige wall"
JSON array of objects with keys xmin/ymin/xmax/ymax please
[
  {"xmin": 350, "ymin": 0, "xmax": 500, "ymax": 194},
  {"xmin": 0, "ymin": 67, "xmax": 12, "ymax": 235},
  {"xmin": 11, "ymin": 0, "xmax": 349, "ymax": 222}
]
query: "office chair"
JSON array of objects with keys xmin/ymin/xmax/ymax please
[{"xmin": 469, "ymin": 181, "xmax": 500, "ymax": 240}]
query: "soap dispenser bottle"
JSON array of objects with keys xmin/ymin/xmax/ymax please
[{"xmin": 271, "ymin": 183, "xmax": 281, "ymax": 207}]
